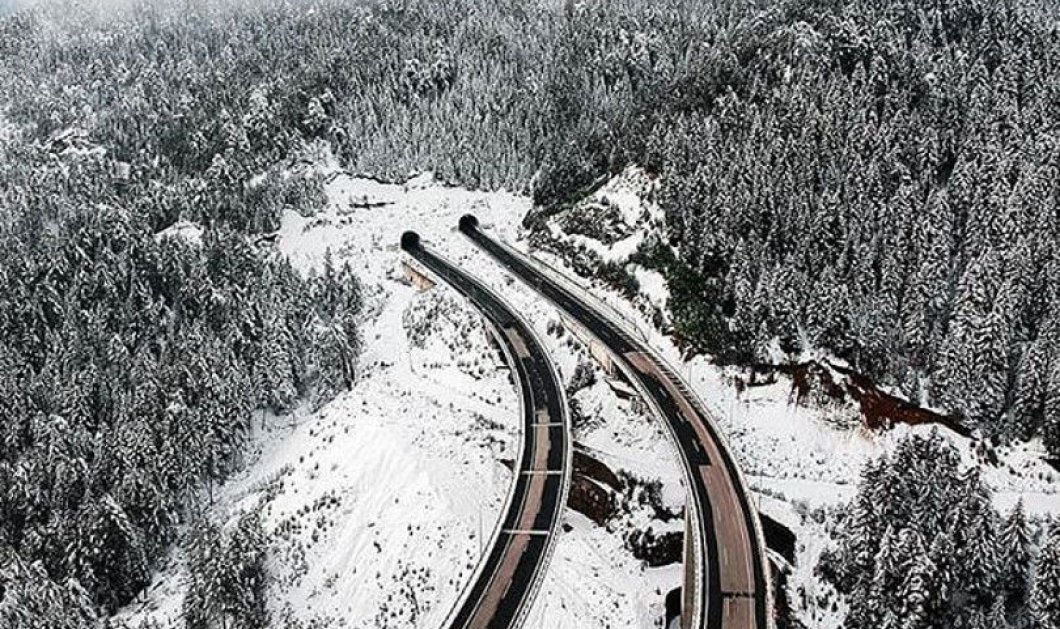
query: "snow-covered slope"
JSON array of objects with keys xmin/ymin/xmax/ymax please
[
  {"xmin": 538, "ymin": 164, "xmax": 1060, "ymax": 629},
  {"xmin": 119, "ymin": 158, "xmax": 1060, "ymax": 629},
  {"xmin": 118, "ymin": 158, "xmax": 685, "ymax": 628}
]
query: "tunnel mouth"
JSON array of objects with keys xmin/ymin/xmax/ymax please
[
  {"xmin": 458, "ymin": 214, "xmax": 479, "ymax": 233},
  {"xmin": 400, "ymin": 231, "xmax": 421, "ymax": 251}
]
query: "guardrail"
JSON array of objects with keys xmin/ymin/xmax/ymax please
[{"xmin": 490, "ymin": 235, "xmax": 649, "ymax": 345}]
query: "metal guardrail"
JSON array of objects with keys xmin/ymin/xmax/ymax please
[{"xmin": 495, "ymin": 237, "xmax": 649, "ymax": 345}]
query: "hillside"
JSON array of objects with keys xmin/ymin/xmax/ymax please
[{"xmin": 1, "ymin": 0, "xmax": 1058, "ymax": 627}]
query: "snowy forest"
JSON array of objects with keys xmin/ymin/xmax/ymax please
[
  {"xmin": 641, "ymin": 0, "xmax": 1060, "ymax": 458},
  {"xmin": 0, "ymin": 1, "xmax": 366, "ymax": 626},
  {"xmin": 0, "ymin": 0, "xmax": 1058, "ymax": 627},
  {"xmin": 818, "ymin": 431, "xmax": 1060, "ymax": 628}
]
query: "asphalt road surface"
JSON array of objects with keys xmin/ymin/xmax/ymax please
[
  {"xmin": 458, "ymin": 217, "xmax": 769, "ymax": 629},
  {"xmin": 401, "ymin": 232, "xmax": 570, "ymax": 629}
]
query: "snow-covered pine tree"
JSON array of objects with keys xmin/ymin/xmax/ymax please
[
  {"xmin": 183, "ymin": 520, "xmax": 224, "ymax": 629},
  {"xmin": 256, "ymin": 319, "xmax": 297, "ymax": 413},
  {"xmin": 220, "ymin": 510, "xmax": 269, "ymax": 629},
  {"xmin": 999, "ymin": 499, "xmax": 1033, "ymax": 609},
  {"xmin": 822, "ymin": 432, "xmax": 1016, "ymax": 626},
  {"xmin": 897, "ymin": 531, "xmax": 937, "ymax": 629},
  {"xmin": 1031, "ymin": 523, "xmax": 1060, "ymax": 629},
  {"xmin": 1010, "ymin": 339, "xmax": 1050, "ymax": 441},
  {"xmin": 953, "ymin": 469, "xmax": 1001, "ymax": 603},
  {"xmin": 1044, "ymin": 363, "xmax": 1060, "ymax": 458},
  {"xmin": 987, "ymin": 595, "xmax": 1012, "ymax": 629},
  {"xmin": 0, "ymin": 547, "xmax": 99, "ymax": 629}
]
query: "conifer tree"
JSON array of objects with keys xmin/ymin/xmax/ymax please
[
  {"xmin": 999, "ymin": 500, "xmax": 1033, "ymax": 609},
  {"xmin": 1031, "ymin": 523, "xmax": 1060, "ymax": 629}
]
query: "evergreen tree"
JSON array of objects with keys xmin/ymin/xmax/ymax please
[
  {"xmin": 999, "ymin": 500, "xmax": 1033, "ymax": 609},
  {"xmin": 183, "ymin": 520, "xmax": 224, "ymax": 629},
  {"xmin": 822, "ymin": 432, "xmax": 1019, "ymax": 626},
  {"xmin": 1044, "ymin": 364, "xmax": 1060, "ymax": 457},
  {"xmin": 1031, "ymin": 523, "xmax": 1060, "ymax": 629},
  {"xmin": 182, "ymin": 511, "xmax": 268, "ymax": 629}
]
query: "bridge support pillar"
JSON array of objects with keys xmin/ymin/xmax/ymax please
[
  {"xmin": 401, "ymin": 260, "xmax": 436, "ymax": 291},
  {"xmin": 558, "ymin": 314, "xmax": 615, "ymax": 377}
]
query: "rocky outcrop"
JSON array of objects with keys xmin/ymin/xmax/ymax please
[
  {"xmin": 625, "ymin": 527, "xmax": 682, "ymax": 567},
  {"xmin": 567, "ymin": 447, "xmax": 623, "ymax": 525}
]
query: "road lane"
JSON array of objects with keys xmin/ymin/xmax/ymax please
[
  {"xmin": 459, "ymin": 216, "xmax": 769, "ymax": 629},
  {"xmin": 400, "ymin": 232, "xmax": 570, "ymax": 629}
]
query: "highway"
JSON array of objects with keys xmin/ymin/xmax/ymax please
[
  {"xmin": 458, "ymin": 216, "xmax": 770, "ymax": 629},
  {"xmin": 400, "ymin": 231, "xmax": 570, "ymax": 629}
]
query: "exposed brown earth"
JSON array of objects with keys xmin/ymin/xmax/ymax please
[
  {"xmin": 567, "ymin": 474, "xmax": 617, "ymax": 526},
  {"xmin": 742, "ymin": 360, "xmax": 968, "ymax": 436},
  {"xmin": 572, "ymin": 447, "xmax": 623, "ymax": 491}
]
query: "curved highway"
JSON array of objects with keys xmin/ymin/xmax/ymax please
[
  {"xmin": 458, "ymin": 216, "xmax": 770, "ymax": 629},
  {"xmin": 400, "ymin": 231, "xmax": 570, "ymax": 629}
]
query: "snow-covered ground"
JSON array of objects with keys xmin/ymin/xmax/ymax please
[
  {"xmin": 118, "ymin": 156, "xmax": 685, "ymax": 628},
  {"xmin": 537, "ymin": 165, "xmax": 1060, "ymax": 629},
  {"xmin": 118, "ymin": 157, "xmax": 1060, "ymax": 629}
]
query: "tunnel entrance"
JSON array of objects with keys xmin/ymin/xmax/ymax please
[{"xmin": 665, "ymin": 587, "xmax": 682, "ymax": 628}]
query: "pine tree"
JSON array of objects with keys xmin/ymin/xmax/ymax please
[
  {"xmin": 927, "ymin": 531, "xmax": 955, "ymax": 614},
  {"xmin": 1031, "ymin": 523, "xmax": 1060, "ymax": 629},
  {"xmin": 898, "ymin": 533, "xmax": 936, "ymax": 629},
  {"xmin": 954, "ymin": 471, "xmax": 1000, "ymax": 603},
  {"xmin": 987, "ymin": 595, "xmax": 1011, "ymax": 629},
  {"xmin": 183, "ymin": 520, "xmax": 224, "ymax": 629},
  {"xmin": 999, "ymin": 500, "xmax": 1033, "ymax": 609},
  {"xmin": 1044, "ymin": 364, "xmax": 1060, "ymax": 458},
  {"xmin": 221, "ymin": 511, "xmax": 269, "ymax": 629},
  {"xmin": 824, "ymin": 432, "xmax": 1017, "ymax": 626},
  {"xmin": 256, "ymin": 320, "xmax": 297, "ymax": 413},
  {"xmin": 0, "ymin": 547, "xmax": 99, "ymax": 629},
  {"xmin": 1010, "ymin": 339, "xmax": 1050, "ymax": 440},
  {"xmin": 303, "ymin": 97, "xmax": 328, "ymax": 137}
]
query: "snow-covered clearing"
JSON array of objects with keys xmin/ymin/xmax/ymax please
[
  {"xmin": 119, "ymin": 157, "xmax": 684, "ymax": 628},
  {"xmin": 155, "ymin": 219, "xmax": 204, "ymax": 246}
]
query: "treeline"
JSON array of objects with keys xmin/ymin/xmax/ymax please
[
  {"xmin": 7, "ymin": 0, "xmax": 1055, "ymax": 452},
  {"xmin": 818, "ymin": 432, "xmax": 1059, "ymax": 628},
  {"xmin": 633, "ymin": 0, "xmax": 1060, "ymax": 452},
  {"xmin": 0, "ymin": 0, "xmax": 734, "ymax": 204}
]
